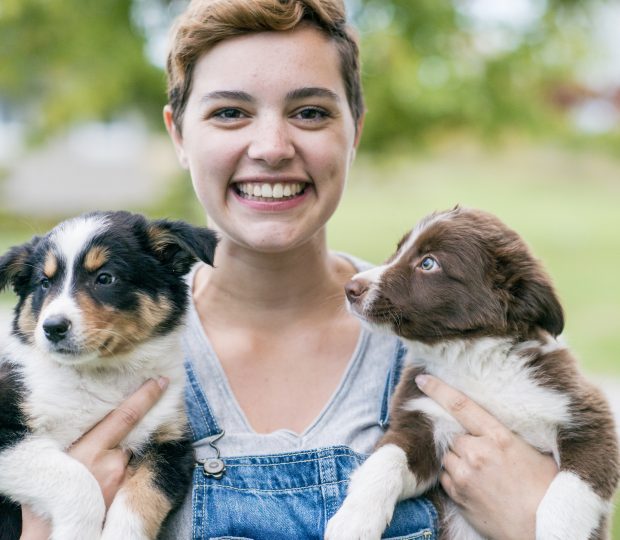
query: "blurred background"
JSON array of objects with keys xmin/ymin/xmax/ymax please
[{"xmin": 1, "ymin": 0, "xmax": 619, "ymax": 534}]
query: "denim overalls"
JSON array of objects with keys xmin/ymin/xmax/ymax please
[{"xmin": 178, "ymin": 342, "xmax": 438, "ymax": 540}]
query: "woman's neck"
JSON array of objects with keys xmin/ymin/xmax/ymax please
[{"xmin": 192, "ymin": 232, "xmax": 355, "ymax": 330}]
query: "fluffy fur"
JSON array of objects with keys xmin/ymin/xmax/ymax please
[
  {"xmin": 326, "ymin": 207, "xmax": 619, "ymax": 540},
  {"xmin": 0, "ymin": 211, "xmax": 218, "ymax": 540}
]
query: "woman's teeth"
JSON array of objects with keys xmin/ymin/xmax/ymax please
[{"xmin": 235, "ymin": 182, "xmax": 306, "ymax": 200}]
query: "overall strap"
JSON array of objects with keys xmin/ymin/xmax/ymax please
[
  {"xmin": 184, "ymin": 358, "xmax": 223, "ymax": 441},
  {"xmin": 379, "ymin": 339, "xmax": 408, "ymax": 429}
]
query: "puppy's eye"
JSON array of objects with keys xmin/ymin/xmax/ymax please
[
  {"xmin": 40, "ymin": 277, "xmax": 50, "ymax": 290},
  {"xmin": 420, "ymin": 257, "xmax": 439, "ymax": 272},
  {"xmin": 95, "ymin": 273, "xmax": 116, "ymax": 286}
]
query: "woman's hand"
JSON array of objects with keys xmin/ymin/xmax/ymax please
[
  {"xmin": 20, "ymin": 377, "xmax": 168, "ymax": 540},
  {"xmin": 415, "ymin": 374, "xmax": 558, "ymax": 540}
]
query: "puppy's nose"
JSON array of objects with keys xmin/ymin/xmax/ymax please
[
  {"xmin": 43, "ymin": 316, "xmax": 72, "ymax": 343},
  {"xmin": 345, "ymin": 278, "xmax": 369, "ymax": 304}
]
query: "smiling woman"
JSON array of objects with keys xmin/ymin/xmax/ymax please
[{"xmin": 16, "ymin": 1, "xmax": 566, "ymax": 539}]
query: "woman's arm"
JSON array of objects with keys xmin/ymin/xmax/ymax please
[
  {"xmin": 415, "ymin": 374, "xmax": 558, "ymax": 540},
  {"xmin": 19, "ymin": 377, "xmax": 168, "ymax": 540}
]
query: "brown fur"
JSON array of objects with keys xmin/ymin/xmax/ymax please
[
  {"xmin": 83, "ymin": 246, "xmax": 109, "ymax": 272},
  {"xmin": 522, "ymin": 347, "xmax": 620, "ymax": 501},
  {"xmin": 43, "ymin": 251, "xmax": 58, "ymax": 278},
  {"xmin": 16, "ymin": 296, "xmax": 36, "ymax": 343},
  {"xmin": 123, "ymin": 464, "xmax": 172, "ymax": 539},
  {"xmin": 75, "ymin": 291, "xmax": 173, "ymax": 357},
  {"xmin": 379, "ymin": 365, "xmax": 441, "ymax": 483}
]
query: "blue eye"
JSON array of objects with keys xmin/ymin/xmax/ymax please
[
  {"xmin": 420, "ymin": 257, "xmax": 439, "ymax": 272},
  {"xmin": 40, "ymin": 277, "xmax": 50, "ymax": 290}
]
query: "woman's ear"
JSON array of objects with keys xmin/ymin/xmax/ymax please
[
  {"xmin": 349, "ymin": 112, "xmax": 365, "ymax": 166},
  {"xmin": 163, "ymin": 105, "xmax": 189, "ymax": 169},
  {"xmin": 353, "ymin": 111, "xmax": 365, "ymax": 150}
]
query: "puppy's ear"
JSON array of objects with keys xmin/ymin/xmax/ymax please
[
  {"xmin": 506, "ymin": 273, "xmax": 564, "ymax": 337},
  {"xmin": 0, "ymin": 238, "xmax": 40, "ymax": 293},
  {"xmin": 498, "ymin": 246, "xmax": 564, "ymax": 337},
  {"xmin": 147, "ymin": 220, "xmax": 219, "ymax": 275}
]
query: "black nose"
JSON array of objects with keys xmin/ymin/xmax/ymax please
[
  {"xmin": 43, "ymin": 316, "xmax": 72, "ymax": 343},
  {"xmin": 345, "ymin": 278, "xmax": 369, "ymax": 304}
]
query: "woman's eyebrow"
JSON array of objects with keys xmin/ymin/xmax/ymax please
[
  {"xmin": 200, "ymin": 90, "xmax": 254, "ymax": 103},
  {"xmin": 286, "ymin": 87, "xmax": 341, "ymax": 102},
  {"xmin": 199, "ymin": 87, "xmax": 340, "ymax": 104}
]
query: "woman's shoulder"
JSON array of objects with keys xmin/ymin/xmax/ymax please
[{"xmin": 333, "ymin": 251, "xmax": 376, "ymax": 273}]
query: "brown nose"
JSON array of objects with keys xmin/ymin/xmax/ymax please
[{"xmin": 345, "ymin": 278, "xmax": 369, "ymax": 304}]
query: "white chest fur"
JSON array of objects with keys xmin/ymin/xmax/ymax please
[
  {"xmin": 7, "ymin": 332, "xmax": 186, "ymax": 452},
  {"xmin": 402, "ymin": 337, "xmax": 572, "ymax": 463}
]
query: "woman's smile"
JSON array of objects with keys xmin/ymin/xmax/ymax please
[{"xmin": 231, "ymin": 180, "xmax": 311, "ymax": 211}]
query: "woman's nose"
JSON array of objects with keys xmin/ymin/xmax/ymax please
[{"xmin": 247, "ymin": 117, "xmax": 295, "ymax": 166}]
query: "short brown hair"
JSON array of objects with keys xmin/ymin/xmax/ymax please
[{"xmin": 166, "ymin": 0, "xmax": 364, "ymax": 133}]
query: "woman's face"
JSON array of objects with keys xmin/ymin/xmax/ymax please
[{"xmin": 164, "ymin": 25, "xmax": 361, "ymax": 253}]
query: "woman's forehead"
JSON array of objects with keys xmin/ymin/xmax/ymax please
[{"xmin": 189, "ymin": 26, "xmax": 346, "ymax": 100}]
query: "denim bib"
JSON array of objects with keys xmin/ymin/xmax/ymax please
[{"xmin": 181, "ymin": 342, "xmax": 438, "ymax": 540}]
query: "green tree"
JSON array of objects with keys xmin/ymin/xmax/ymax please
[
  {"xmin": 354, "ymin": 0, "xmax": 605, "ymax": 151},
  {"xmin": 0, "ymin": 0, "xmax": 164, "ymax": 138},
  {"xmin": 0, "ymin": 0, "xmax": 612, "ymax": 149}
]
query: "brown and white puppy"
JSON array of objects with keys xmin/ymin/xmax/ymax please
[
  {"xmin": 0, "ymin": 211, "xmax": 218, "ymax": 540},
  {"xmin": 326, "ymin": 207, "xmax": 619, "ymax": 540}
]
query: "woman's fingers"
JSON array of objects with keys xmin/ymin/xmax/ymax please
[
  {"xmin": 439, "ymin": 452, "xmax": 464, "ymax": 505},
  {"xmin": 415, "ymin": 374, "xmax": 506, "ymax": 437},
  {"xmin": 77, "ymin": 377, "xmax": 168, "ymax": 452},
  {"xmin": 66, "ymin": 378, "xmax": 168, "ymax": 508}
]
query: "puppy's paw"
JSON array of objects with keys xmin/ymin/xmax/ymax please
[
  {"xmin": 101, "ymin": 491, "xmax": 150, "ymax": 540},
  {"xmin": 51, "ymin": 507, "xmax": 105, "ymax": 540},
  {"xmin": 101, "ymin": 517, "xmax": 149, "ymax": 540},
  {"xmin": 50, "ymin": 486, "xmax": 106, "ymax": 540},
  {"xmin": 325, "ymin": 499, "xmax": 389, "ymax": 540}
]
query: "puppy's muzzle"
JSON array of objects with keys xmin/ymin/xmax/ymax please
[
  {"xmin": 43, "ymin": 316, "xmax": 72, "ymax": 344},
  {"xmin": 345, "ymin": 278, "xmax": 369, "ymax": 305}
]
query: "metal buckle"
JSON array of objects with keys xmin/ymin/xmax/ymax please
[{"xmin": 198, "ymin": 431, "xmax": 226, "ymax": 479}]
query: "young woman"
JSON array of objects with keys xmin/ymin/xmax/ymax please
[{"xmin": 21, "ymin": 1, "xmax": 557, "ymax": 538}]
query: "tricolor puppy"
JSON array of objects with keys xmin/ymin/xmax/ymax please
[
  {"xmin": 0, "ymin": 211, "xmax": 218, "ymax": 540},
  {"xmin": 326, "ymin": 207, "xmax": 619, "ymax": 540}
]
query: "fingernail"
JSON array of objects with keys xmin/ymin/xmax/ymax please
[
  {"xmin": 415, "ymin": 374, "xmax": 429, "ymax": 390},
  {"xmin": 157, "ymin": 376, "xmax": 169, "ymax": 390}
]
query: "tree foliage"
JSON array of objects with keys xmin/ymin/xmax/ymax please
[
  {"xmin": 0, "ymin": 0, "xmax": 164, "ymax": 138},
  {"xmin": 353, "ymin": 0, "xmax": 604, "ymax": 151},
  {"xmin": 0, "ymin": 0, "xmax": 611, "ymax": 150}
]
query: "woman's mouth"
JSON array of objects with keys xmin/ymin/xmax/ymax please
[{"xmin": 233, "ymin": 182, "xmax": 308, "ymax": 202}]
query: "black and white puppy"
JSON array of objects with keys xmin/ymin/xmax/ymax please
[
  {"xmin": 0, "ymin": 211, "xmax": 218, "ymax": 540},
  {"xmin": 326, "ymin": 207, "xmax": 619, "ymax": 540}
]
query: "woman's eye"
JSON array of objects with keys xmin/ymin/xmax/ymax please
[
  {"xmin": 95, "ymin": 273, "xmax": 116, "ymax": 286},
  {"xmin": 40, "ymin": 277, "xmax": 50, "ymax": 290},
  {"xmin": 212, "ymin": 108, "xmax": 245, "ymax": 120},
  {"xmin": 294, "ymin": 107, "xmax": 329, "ymax": 121},
  {"xmin": 419, "ymin": 257, "xmax": 439, "ymax": 272}
]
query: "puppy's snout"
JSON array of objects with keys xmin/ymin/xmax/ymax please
[
  {"xmin": 43, "ymin": 316, "xmax": 72, "ymax": 343},
  {"xmin": 345, "ymin": 278, "xmax": 369, "ymax": 304}
]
